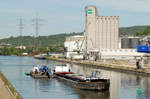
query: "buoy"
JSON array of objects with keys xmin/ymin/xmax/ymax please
[
  {"xmin": 137, "ymin": 87, "xmax": 141, "ymax": 94},
  {"xmin": 24, "ymin": 72, "xmax": 27, "ymax": 75}
]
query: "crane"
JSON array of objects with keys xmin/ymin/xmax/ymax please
[{"xmin": 74, "ymin": 37, "xmax": 84, "ymax": 53}]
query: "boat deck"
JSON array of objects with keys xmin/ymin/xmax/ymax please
[{"xmin": 55, "ymin": 72, "xmax": 110, "ymax": 91}]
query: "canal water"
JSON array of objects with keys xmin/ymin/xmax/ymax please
[{"xmin": 0, "ymin": 56, "xmax": 150, "ymax": 99}]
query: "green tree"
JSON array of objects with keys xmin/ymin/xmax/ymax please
[{"xmin": 137, "ymin": 27, "xmax": 150, "ymax": 36}]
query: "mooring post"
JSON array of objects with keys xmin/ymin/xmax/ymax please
[{"xmin": 14, "ymin": 92, "xmax": 17, "ymax": 99}]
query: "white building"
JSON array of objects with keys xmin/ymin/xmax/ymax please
[
  {"xmin": 84, "ymin": 6, "xmax": 146, "ymax": 60},
  {"xmin": 64, "ymin": 35, "xmax": 84, "ymax": 58},
  {"xmin": 15, "ymin": 45, "xmax": 26, "ymax": 50}
]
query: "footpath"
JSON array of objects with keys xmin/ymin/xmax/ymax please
[
  {"xmin": 46, "ymin": 57, "xmax": 150, "ymax": 76},
  {"xmin": 0, "ymin": 72, "xmax": 22, "ymax": 99},
  {"xmin": 0, "ymin": 77, "xmax": 11, "ymax": 99}
]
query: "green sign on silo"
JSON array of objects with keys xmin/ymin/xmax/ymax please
[
  {"xmin": 88, "ymin": 9, "xmax": 93, "ymax": 14},
  {"xmin": 88, "ymin": 9, "xmax": 92, "ymax": 11},
  {"xmin": 88, "ymin": 12, "xmax": 92, "ymax": 14}
]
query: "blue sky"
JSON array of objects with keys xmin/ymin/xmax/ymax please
[{"xmin": 1, "ymin": 0, "xmax": 150, "ymax": 38}]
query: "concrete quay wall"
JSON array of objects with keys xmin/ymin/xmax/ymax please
[{"xmin": 46, "ymin": 57, "xmax": 150, "ymax": 76}]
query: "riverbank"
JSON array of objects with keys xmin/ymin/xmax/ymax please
[
  {"xmin": 0, "ymin": 76, "xmax": 11, "ymax": 99},
  {"xmin": 0, "ymin": 72, "xmax": 22, "ymax": 99},
  {"xmin": 46, "ymin": 57, "xmax": 150, "ymax": 76}
]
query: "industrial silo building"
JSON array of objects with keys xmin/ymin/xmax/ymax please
[{"xmin": 85, "ymin": 6, "xmax": 119, "ymax": 53}]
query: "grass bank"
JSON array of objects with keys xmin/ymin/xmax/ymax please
[{"xmin": 0, "ymin": 72, "xmax": 22, "ymax": 99}]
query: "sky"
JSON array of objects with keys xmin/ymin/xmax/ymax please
[{"xmin": 1, "ymin": 0, "xmax": 150, "ymax": 39}]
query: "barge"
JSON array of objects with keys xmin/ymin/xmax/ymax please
[
  {"xmin": 54, "ymin": 66, "xmax": 110, "ymax": 91},
  {"xmin": 25, "ymin": 65, "xmax": 53, "ymax": 79},
  {"xmin": 29, "ymin": 72, "xmax": 53, "ymax": 79}
]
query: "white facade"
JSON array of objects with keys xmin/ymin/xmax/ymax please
[
  {"xmin": 100, "ymin": 49, "xmax": 145, "ymax": 60},
  {"xmin": 64, "ymin": 35, "xmax": 84, "ymax": 58}
]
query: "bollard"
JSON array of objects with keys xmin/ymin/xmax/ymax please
[
  {"xmin": 14, "ymin": 96, "xmax": 17, "ymax": 99},
  {"xmin": 14, "ymin": 92, "xmax": 17, "ymax": 99}
]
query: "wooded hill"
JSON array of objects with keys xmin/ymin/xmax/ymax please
[
  {"xmin": 0, "ymin": 25, "xmax": 149, "ymax": 47},
  {"xmin": 0, "ymin": 32, "xmax": 82, "ymax": 47},
  {"xmin": 119, "ymin": 25, "xmax": 150, "ymax": 35}
]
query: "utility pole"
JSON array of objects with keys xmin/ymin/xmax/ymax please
[
  {"xmin": 84, "ymin": 31, "xmax": 88, "ymax": 54},
  {"xmin": 18, "ymin": 17, "xmax": 23, "ymax": 49},
  {"xmin": 32, "ymin": 14, "xmax": 42, "ymax": 52}
]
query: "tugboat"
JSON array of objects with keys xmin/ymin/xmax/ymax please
[
  {"xmin": 54, "ymin": 66, "xmax": 110, "ymax": 91},
  {"xmin": 25, "ymin": 65, "xmax": 53, "ymax": 79}
]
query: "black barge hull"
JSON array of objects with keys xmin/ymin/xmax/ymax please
[{"xmin": 55, "ymin": 73, "xmax": 110, "ymax": 91}]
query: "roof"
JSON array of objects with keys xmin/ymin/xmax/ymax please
[{"xmin": 65, "ymin": 35, "xmax": 84, "ymax": 42}]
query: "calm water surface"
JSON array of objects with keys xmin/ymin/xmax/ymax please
[{"xmin": 0, "ymin": 56, "xmax": 150, "ymax": 99}]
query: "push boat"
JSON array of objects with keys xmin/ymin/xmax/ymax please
[
  {"xmin": 25, "ymin": 65, "xmax": 53, "ymax": 79},
  {"xmin": 54, "ymin": 66, "xmax": 110, "ymax": 91}
]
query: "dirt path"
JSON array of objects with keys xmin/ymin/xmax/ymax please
[{"xmin": 0, "ymin": 78, "xmax": 12, "ymax": 99}]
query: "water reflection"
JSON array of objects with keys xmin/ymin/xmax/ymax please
[
  {"xmin": 66, "ymin": 63, "xmax": 150, "ymax": 99},
  {"xmin": 74, "ymin": 89, "xmax": 109, "ymax": 99}
]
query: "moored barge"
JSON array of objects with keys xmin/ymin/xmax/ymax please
[
  {"xmin": 29, "ymin": 72, "xmax": 53, "ymax": 79},
  {"xmin": 54, "ymin": 66, "xmax": 110, "ymax": 91},
  {"xmin": 25, "ymin": 65, "xmax": 53, "ymax": 79}
]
